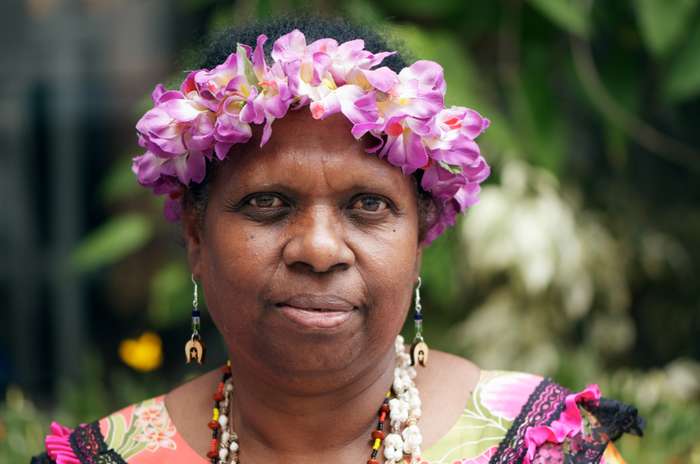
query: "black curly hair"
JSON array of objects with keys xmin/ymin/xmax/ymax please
[{"xmin": 183, "ymin": 15, "xmax": 437, "ymax": 242}]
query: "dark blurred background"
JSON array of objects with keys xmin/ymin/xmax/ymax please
[{"xmin": 1, "ymin": 0, "xmax": 699, "ymax": 462}]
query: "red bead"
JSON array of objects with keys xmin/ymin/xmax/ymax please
[
  {"xmin": 208, "ymin": 420, "xmax": 220, "ymax": 430},
  {"xmin": 213, "ymin": 391, "xmax": 224, "ymax": 401},
  {"xmin": 367, "ymin": 460, "xmax": 379, "ymax": 464},
  {"xmin": 206, "ymin": 439, "xmax": 219, "ymax": 458},
  {"xmin": 371, "ymin": 430, "xmax": 385, "ymax": 440},
  {"xmin": 380, "ymin": 404, "xmax": 390, "ymax": 413},
  {"xmin": 379, "ymin": 412, "xmax": 387, "ymax": 422},
  {"xmin": 221, "ymin": 364, "xmax": 232, "ymax": 374}
]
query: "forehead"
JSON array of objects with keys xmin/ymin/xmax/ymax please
[{"xmin": 216, "ymin": 111, "xmax": 414, "ymax": 195}]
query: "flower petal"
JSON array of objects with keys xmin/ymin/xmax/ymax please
[
  {"xmin": 398, "ymin": 60, "xmax": 446, "ymax": 96},
  {"xmin": 361, "ymin": 67, "xmax": 399, "ymax": 93},
  {"xmin": 132, "ymin": 151, "xmax": 165, "ymax": 185},
  {"xmin": 271, "ymin": 29, "xmax": 307, "ymax": 63},
  {"xmin": 252, "ymin": 34, "xmax": 269, "ymax": 81}
]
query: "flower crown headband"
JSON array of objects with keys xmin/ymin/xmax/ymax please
[{"xmin": 132, "ymin": 29, "xmax": 490, "ymax": 244}]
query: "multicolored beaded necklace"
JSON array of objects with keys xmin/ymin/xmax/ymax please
[{"xmin": 205, "ymin": 336, "xmax": 423, "ymax": 464}]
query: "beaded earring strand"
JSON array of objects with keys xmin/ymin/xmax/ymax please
[
  {"xmin": 185, "ymin": 275, "xmax": 206, "ymax": 364},
  {"xmin": 410, "ymin": 278, "xmax": 429, "ymax": 367},
  {"xmin": 208, "ymin": 335, "xmax": 423, "ymax": 464}
]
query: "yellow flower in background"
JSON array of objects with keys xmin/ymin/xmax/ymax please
[{"xmin": 119, "ymin": 332, "xmax": 163, "ymax": 372}]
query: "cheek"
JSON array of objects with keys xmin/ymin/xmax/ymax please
[
  {"xmin": 200, "ymin": 217, "xmax": 281, "ymax": 334},
  {"xmin": 351, "ymin": 223, "xmax": 419, "ymax": 333}
]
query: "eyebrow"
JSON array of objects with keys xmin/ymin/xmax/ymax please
[
  {"xmin": 229, "ymin": 180, "xmax": 406, "ymax": 202},
  {"xmin": 233, "ymin": 182, "xmax": 396, "ymax": 196}
]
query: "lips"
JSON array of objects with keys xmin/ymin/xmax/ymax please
[
  {"xmin": 274, "ymin": 294, "xmax": 357, "ymax": 330},
  {"xmin": 277, "ymin": 294, "xmax": 356, "ymax": 312}
]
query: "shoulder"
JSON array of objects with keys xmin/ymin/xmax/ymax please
[
  {"xmin": 420, "ymin": 351, "xmax": 549, "ymax": 422},
  {"xmin": 96, "ymin": 395, "xmax": 177, "ymax": 457},
  {"xmin": 421, "ymin": 349, "xmax": 481, "ymax": 390},
  {"xmin": 32, "ymin": 395, "xmax": 203, "ymax": 464},
  {"xmin": 422, "ymin": 350, "xmax": 544, "ymax": 404}
]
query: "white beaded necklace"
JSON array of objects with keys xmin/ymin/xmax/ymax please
[{"xmin": 215, "ymin": 335, "xmax": 423, "ymax": 464}]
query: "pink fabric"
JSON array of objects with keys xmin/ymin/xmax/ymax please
[
  {"xmin": 523, "ymin": 384, "xmax": 601, "ymax": 464},
  {"xmin": 480, "ymin": 372, "xmax": 542, "ymax": 421},
  {"xmin": 45, "ymin": 422, "xmax": 81, "ymax": 464}
]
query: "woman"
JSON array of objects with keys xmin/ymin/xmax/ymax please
[{"xmin": 32, "ymin": 16, "xmax": 643, "ymax": 464}]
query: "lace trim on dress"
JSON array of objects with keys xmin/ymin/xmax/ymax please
[
  {"xmin": 489, "ymin": 378, "xmax": 569, "ymax": 463},
  {"xmin": 38, "ymin": 421, "xmax": 126, "ymax": 464},
  {"xmin": 490, "ymin": 378, "xmax": 644, "ymax": 464}
]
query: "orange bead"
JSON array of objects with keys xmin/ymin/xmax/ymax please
[
  {"xmin": 208, "ymin": 420, "xmax": 220, "ymax": 430},
  {"xmin": 371, "ymin": 430, "xmax": 385, "ymax": 440},
  {"xmin": 380, "ymin": 404, "xmax": 389, "ymax": 413},
  {"xmin": 379, "ymin": 412, "xmax": 387, "ymax": 422},
  {"xmin": 367, "ymin": 460, "xmax": 379, "ymax": 464}
]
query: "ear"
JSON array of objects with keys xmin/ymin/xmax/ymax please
[{"xmin": 182, "ymin": 207, "xmax": 204, "ymax": 281}]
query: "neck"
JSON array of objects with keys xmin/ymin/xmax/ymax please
[{"xmin": 228, "ymin": 344, "xmax": 396, "ymax": 463}]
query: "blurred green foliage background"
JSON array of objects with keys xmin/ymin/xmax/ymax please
[{"xmin": 2, "ymin": 0, "xmax": 700, "ymax": 462}]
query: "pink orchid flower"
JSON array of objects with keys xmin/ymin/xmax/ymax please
[
  {"xmin": 272, "ymin": 30, "xmax": 332, "ymax": 96},
  {"xmin": 321, "ymin": 38, "xmax": 396, "ymax": 85},
  {"xmin": 245, "ymin": 34, "xmax": 293, "ymax": 146},
  {"xmin": 378, "ymin": 116, "xmax": 429, "ymax": 175},
  {"xmin": 373, "ymin": 60, "xmax": 446, "ymax": 121}
]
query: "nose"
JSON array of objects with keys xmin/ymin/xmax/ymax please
[{"xmin": 282, "ymin": 206, "xmax": 355, "ymax": 273}]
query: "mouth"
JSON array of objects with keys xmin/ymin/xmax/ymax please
[{"xmin": 274, "ymin": 294, "xmax": 357, "ymax": 330}]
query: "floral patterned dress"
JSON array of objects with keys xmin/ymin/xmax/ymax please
[{"xmin": 31, "ymin": 370, "xmax": 643, "ymax": 464}]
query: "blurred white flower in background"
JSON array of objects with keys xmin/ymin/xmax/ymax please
[{"xmin": 452, "ymin": 160, "xmax": 634, "ymax": 371}]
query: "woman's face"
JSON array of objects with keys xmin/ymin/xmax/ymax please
[{"xmin": 185, "ymin": 110, "xmax": 422, "ymax": 387}]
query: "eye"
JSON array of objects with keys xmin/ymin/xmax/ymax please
[
  {"xmin": 350, "ymin": 195, "xmax": 389, "ymax": 212},
  {"xmin": 248, "ymin": 193, "xmax": 284, "ymax": 208}
]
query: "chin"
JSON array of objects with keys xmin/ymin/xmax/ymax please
[{"xmin": 231, "ymin": 319, "xmax": 375, "ymax": 382}]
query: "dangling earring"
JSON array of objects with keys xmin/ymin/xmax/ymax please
[
  {"xmin": 184, "ymin": 274, "xmax": 206, "ymax": 364},
  {"xmin": 410, "ymin": 277, "xmax": 429, "ymax": 367}
]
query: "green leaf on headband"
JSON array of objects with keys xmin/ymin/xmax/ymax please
[
  {"xmin": 438, "ymin": 161, "xmax": 463, "ymax": 174},
  {"xmin": 238, "ymin": 44, "xmax": 258, "ymax": 85}
]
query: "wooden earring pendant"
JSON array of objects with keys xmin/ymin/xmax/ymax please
[{"xmin": 185, "ymin": 334, "xmax": 206, "ymax": 364}]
